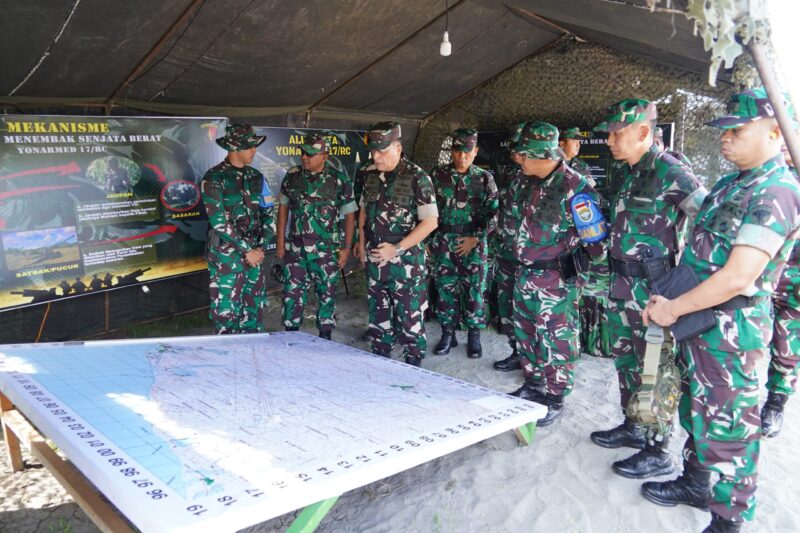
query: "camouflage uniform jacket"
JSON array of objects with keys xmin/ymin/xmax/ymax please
[
  {"xmin": 431, "ymin": 163, "xmax": 499, "ymax": 239},
  {"xmin": 514, "ymin": 163, "xmax": 599, "ymax": 271},
  {"xmin": 682, "ymin": 155, "xmax": 800, "ymax": 351},
  {"xmin": 567, "ymin": 157, "xmax": 591, "ymax": 178},
  {"xmin": 493, "ymin": 167, "xmax": 531, "ymax": 263},
  {"xmin": 278, "ymin": 162, "xmax": 357, "ymax": 254},
  {"xmin": 608, "ymin": 143, "xmax": 707, "ymax": 302},
  {"xmin": 201, "ymin": 159, "xmax": 275, "ymax": 270},
  {"xmin": 774, "ymin": 166, "xmax": 800, "ymax": 309},
  {"xmin": 360, "ymin": 156, "xmax": 437, "ymax": 269}
]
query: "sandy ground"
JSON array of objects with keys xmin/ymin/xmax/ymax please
[{"xmin": 1, "ymin": 294, "xmax": 799, "ymax": 533}]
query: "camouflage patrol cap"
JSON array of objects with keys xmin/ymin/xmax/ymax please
[
  {"xmin": 215, "ymin": 123, "xmax": 266, "ymax": 151},
  {"xmin": 367, "ymin": 121, "xmax": 401, "ymax": 150},
  {"xmin": 561, "ymin": 127, "xmax": 583, "ymax": 140},
  {"xmin": 515, "ymin": 121, "xmax": 564, "ymax": 160},
  {"xmin": 594, "ymin": 99, "xmax": 657, "ymax": 132},
  {"xmin": 508, "ymin": 122, "xmax": 527, "ymax": 151},
  {"xmin": 706, "ymin": 87, "xmax": 791, "ymax": 129},
  {"xmin": 451, "ymin": 128, "xmax": 478, "ymax": 152},
  {"xmin": 300, "ymin": 134, "xmax": 330, "ymax": 155}
]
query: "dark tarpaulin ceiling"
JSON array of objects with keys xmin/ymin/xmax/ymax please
[{"xmin": 0, "ymin": 0, "xmax": 713, "ymax": 121}]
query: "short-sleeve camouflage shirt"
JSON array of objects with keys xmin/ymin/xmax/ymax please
[{"xmin": 430, "ymin": 163, "xmax": 499, "ymax": 234}]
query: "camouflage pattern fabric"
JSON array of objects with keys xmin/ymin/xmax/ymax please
[
  {"xmin": 512, "ymin": 163, "xmax": 599, "ymax": 396},
  {"xmin": 278, "ymin": 162, "xmax": 357, "ymax": 330},
  {"xmin": 607, "ymin": 143, "xmax": 706, "ymax": 438},
  {"xmin": 566, "ymin": 157, "xmax": 591, "ymax": 179},
  {"xmin": 201, "ymin": 159, "xmax": 275, "ymax": 334},
  {"xmin": 678, "ymin": 154, "xmax": 800, "ymax": 523},
  {"xmin": 430, "ymin": 163, "xmax": 499, "ymax": 328},
  {"xmin": 361, "ymin": 156, "xmax": 437, "ymax": 358}
]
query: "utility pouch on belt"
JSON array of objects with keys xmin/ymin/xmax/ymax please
[
  {"xmin": 557, "ymin": 250, "xmax": 578, "ymax": 281},
  {"xmin": 651, "ymin": 266, "xmax": 715, "ymax": 343},
  {"xmin": 626, "ymin": 324, "xmax": 680, "ymax": 430}
]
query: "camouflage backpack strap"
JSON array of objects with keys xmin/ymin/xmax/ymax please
[{"xmin": 626, "ymin": 324, "xmax": 679, "ymax": 433}]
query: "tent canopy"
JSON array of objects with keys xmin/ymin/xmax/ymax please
[{"xmin": 1, "ymin": 0, "xmax": 713, "ymax": 121}]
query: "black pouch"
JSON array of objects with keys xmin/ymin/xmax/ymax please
[
  {"xmin": 574, "ymin": 247, "xmax": 590, "ymax": 273},
  {"xmin": 557, "ymin": 250, "xmax": 579, "ymax": 282},
  {"xmin": 650, "ymin": 265, "xmax": 715, "ymax": 342}
]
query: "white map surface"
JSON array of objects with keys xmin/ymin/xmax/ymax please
[{"xmin": 0, "ymin": 332, "xmax": 545, "ymax": 532}]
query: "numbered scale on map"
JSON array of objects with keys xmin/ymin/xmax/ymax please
[{"xmin": 0, "ymin": 333, "xmax": 544, "ymax": 532}]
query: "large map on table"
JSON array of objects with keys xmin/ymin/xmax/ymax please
[{"xmin": 0, "ymin": 332, "xmax": 544, "ymax": 532}]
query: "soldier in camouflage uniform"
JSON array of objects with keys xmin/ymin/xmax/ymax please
[
  {"xmin": 641, "ymin": 88, "xmax": 800, "ymax": 532},
  {"xmin": 492, "ymin": 123, "xmax": 536, "ymax": 375},
  {"xmin": 507, "ymin": 121, "xmax": 605, "ymax": 427},
  {"xmin": 356, "ymin": 122, "xmax": 438, "ymax": 366},
  {"xmin": 201, "ymin": 124, "xmax": 275, "ymax": 334},
  {"xmin": 655, "ymin": 126, "xmax": 693, "ymax": 169},
  {"xmin": 589, "ymin": 99, "xmax": 707, "ymax": 479},
  {"xmin": 276, "ymin": 134, "xmax": 357, "ymax": 339},
  {"xmin": 560, "ymin": 127, "xmax": 593, "ymax": 183},
  {"xmin": 430, "ymin": 128, "xmax": 499, "ymax": 358},
  {"xmin": 761, "ymin": 135, "xmax": 800, "ymax": 438}
]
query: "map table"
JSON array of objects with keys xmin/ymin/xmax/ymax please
[{"xmin": 0, "ymin": 332, "xmax": 546, "ymax": 532}]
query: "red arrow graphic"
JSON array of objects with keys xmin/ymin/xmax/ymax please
[
  {"xmin": 95, "ymin": 225, "xmax": 178, "ymax": 244},
  {"xmin": 143, "ymin": 163, "xmax": 168, "ymax": 183},
  {"xmin": 0, "ymin": 161, "xmax": 81, "ymax": 181},
  {"xmin": 0, "ymin": 185, "xmax": 81, "ymax": 200}
]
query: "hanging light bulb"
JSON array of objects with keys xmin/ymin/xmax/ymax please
[{"xmin": 440, "ymin": 0, "xmax": 451, "ymax": 57}]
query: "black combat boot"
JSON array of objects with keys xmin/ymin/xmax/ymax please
[
  {"xmin": 761, "ymin": 391, "xmax": 789, "ymax": 438},
  {"xmin": 319, "ymin": 330, "xmax": 332, "ymax": 340},
  {"xmin": 493, "ymin": 339, "xmax": 521, "ymax": 371},
  {"xmin": 404, "ymin": 355, "xmax": 422, "ymax": 367},
  {"xmin": 372, "ymin": 346, "xmax": 391, "ymax": 358},
  {"xmin": 590, "ymin": 416, "xmax": 646, "ymax": 449},
  {"xmin": 434, "ymin": 324, "xmax": 457, "ymax": 355},
  {"xmin": 285, "ymin": 326, "xmax": 300, "ymax": 332},
  {"xmin": 509, "ymin": 377, "xmax": 545, "ymax": 402},
  {"xmin": 611, "ymin": 438, "xmax": 676, "ymax": 479},
  {"xmin": 702, "ymin": 513, "xmax": 742, "ymax": 533},
  {"xmin": 536, "ymin": 393, "xmax": 565, "ymax": 427},
  {"xmin": 640, "ymin": 463, "xmax": 711, "ymax": 511},
  {"xmin": 467, "ymin": 328, "xmax": 482, "ymax": 359}
]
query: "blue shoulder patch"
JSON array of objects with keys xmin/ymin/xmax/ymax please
[
  {"xmin": 259, "ymin": 176, "xmax": 274, "ymax": 208},
  {"xmin": 570, "ymin": 192, "xmax": 607, "ymax": 243}
]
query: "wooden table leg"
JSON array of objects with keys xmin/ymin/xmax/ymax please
[{"xmin": 0, "ymin": 391, "xmax": 24, "ymax": 472}]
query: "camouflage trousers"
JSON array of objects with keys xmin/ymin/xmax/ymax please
[
  {"xmin": 580, "ymin": 262, "xmax": 611, "ymax": 358},
  {"xmin": 766, "ymin": 300, "xmax": 800, "ymax": 395},
  {"xmin": 434, "ymin": 235, "xmax": 487, "ymax": 328},
  {"xmin": 281, "ymin": 249, "xmax": 340, "ymax": 331},
  {"xmin": 513, "ymin": 268, "xmax": 578, "ymax": 396},
  {"xmin": 208, "ymin": 258, "xmax": 267, "ymax": 335},
  {"xmin": 678, "ymin": 341, "xmax": 763, "ymax": 523},
  {"xmin": 494, "ymin": 257, "xmax": 518, "ymax": 342},
  {"xmin": 367, "ymin": 261, "xmax": 427, "ymax": 359}
]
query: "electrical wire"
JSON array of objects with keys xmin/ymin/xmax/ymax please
[{"xmin": 35, "ymin": 302, "xmax": 52, "ymax": 343}]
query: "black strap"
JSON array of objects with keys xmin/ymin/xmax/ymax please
[
  {"xmin": 439, "ymin": 222, "xmax": 479, "ymax": 234},
  {"xmin": 522, "ymin": 258, "xmax": 560, "ymax": 271},
  {"xmin": 609, "ymin": 257, "xmax": 646, "ymax": 277},
  {"xmin": 714, "ymin": 295, "xmax": 762, "ymax": 311},
  {"xmin": 364, "ymin": 228, "xmax": 405, "ymax": 246}
]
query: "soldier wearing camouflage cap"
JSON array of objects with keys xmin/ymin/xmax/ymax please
[
  {"xmin": 491, "ymin": 123, "xmax": 538, "ymax": 377},
  {"xmin": 559, "ymin": 127, "xmax": 593, "ymax": 183},
  {"xmin": 761, "ymin": 132, "xmax": 800, "ymax": 439},
  {"xmin": 356, "ymin": 122, "xmax": 439, "ymax": 366},
  {"xmin": 588, "ymin": 99, "xmax": 707, "ymax": 480},
  {"xmin": 507, "ymin": 121, "xmax": 606, "ymax": 427},
  {"xmin": 429, "ymin": 128, "xmax": 499, "ymax": 358},
  {"xmin": 641, "ymin": 87, "xmax": 800, "ymax": 532},
  {"xmin": 201, "ymin": 123, "xmax": 275, "ymax": 334},
  {"xmin": 276, "ymin": 133, "xmax": 357, "ymax": 339}
]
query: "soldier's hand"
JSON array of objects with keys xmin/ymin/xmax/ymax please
[
  {"xmin": 643, "ymin": 295, "xmax": 677, "ymax": 327},
  {"xmin": 455, "ymin": 236, "xmax": 478, "ymax": 256},
  {"xmin": 338, "ymin": 248, "xmax": 350, "ymax": 270},
  {"xmin": 245, "ymin": 248, "xmax": 264, "ymax": 267},
  {"xmin": 370, "ymin": 242, "xmax": 396, "ymax": 263}
]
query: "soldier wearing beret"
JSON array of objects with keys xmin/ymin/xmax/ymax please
[
  {"xmin": 276, "ymin": 134, "xmax": 357, "ymax": 339},
  {"xmin": 356, "ymin": 122, "xmax": 438, "ymax": 366},
  {"xmin": 430, "ymin": 128, "xmax": 499, "ymax": 358},
  {"xmin": 201, "ymin": 123, "xmax": 275, "ymax": 334},
  {"xmin": 641, "ymin": 87, "xmax": 800, "ymax": 532}
]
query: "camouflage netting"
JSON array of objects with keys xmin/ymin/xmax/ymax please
[{"xmin": 414, "ymin": 38, "xmax": 735, "ymax": 187}]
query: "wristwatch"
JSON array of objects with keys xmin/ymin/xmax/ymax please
[{"xmin": 394, "ymin": 244, "xmax": 406, "ymax": 256}]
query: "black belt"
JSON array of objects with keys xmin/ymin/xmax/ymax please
[
  {"xmin": 241, "ymin": 229, "xmax": 262, "ymax": 241},
  {"xmin": 609, "ymin": 256, "xmax": 672, "ymax": 278},
  {"xmin": 522, "ymin": 257, "xmax": 560, "ymax": 271},
  {"xmin": 440, "ymin": 222, "xmax": 479, "ymax": 234},
  {"xmin": 714, "ymin": 295, "xmax": 762, "ymax": 311},
  {"xmin": 364, "ymin": 229, "xmax": 405, "ymax": 246}
]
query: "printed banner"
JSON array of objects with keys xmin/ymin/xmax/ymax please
[{"xmin": 0, "ymin": 115, "xmax": 226, "ymax": 311}]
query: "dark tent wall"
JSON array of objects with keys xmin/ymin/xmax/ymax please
[{"xmin": 413, "ymin": 38, "xmax": 733, "ymax": 184}]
